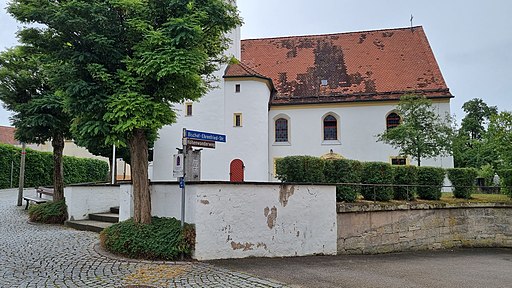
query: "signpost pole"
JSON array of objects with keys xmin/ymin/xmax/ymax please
[
  {"xmin": 17, "ymin": 142, "xmax": 26, "ymax": 206},
  {"xmin": 181, "ymin": 128, "xmax": 186, "ymax": 228}
]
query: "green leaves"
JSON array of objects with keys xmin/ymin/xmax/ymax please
[{"xmin": 377, "ymin": 95, "xmax": 455, "ymax": 166}]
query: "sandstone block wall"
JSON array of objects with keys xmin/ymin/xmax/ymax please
[{"xmin": 337, "ymin": 203, "xmax": 512, "ymax": 254}]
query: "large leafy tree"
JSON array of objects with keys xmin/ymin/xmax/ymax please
[
  {"xmin": 460, "ymin": 98, "xmax": 498, "ymax": 140},
  {"xmin": 8, "ymin": 0, "xmax": 241, "ymax": 223},
  {"xmin": 487, "ymin": 111, "xmax": 512, "ymax": 169},
  {"xmin": 453, "ymin": 98, "xmax": 498, "ymax": 168},
  {"xmin": 377, "ymin": 95, "xmax": 455, "ymax": 166},
  {"xmin": 0, "ymin": 46, "xmax": 71, "ymax": 201}
]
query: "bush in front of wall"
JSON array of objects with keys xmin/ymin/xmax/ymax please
[
  {"xmin": 100, "ymin": 217, "xmax": 195, "ymax": 260},
  {"xmin": 417, "ymin": 166, "xmax": 446, "ymax": 200},
  {"xmin": 498, "ymin": 169, "xmax": 512, "ymax": 197},
  {"xmin": 447, "ymin": 168, "xmax": 478, "ymax": 199},
  {"xmin": 275, "ymin": 156, "xmax": 325, "ymax": 183},
  {"xmin": 28, "ymin": 200, "xmax": 68, "ymax": 224},
  {"xmin": 324, "ymin": 159, "xmax": 362, "ymax": 202},
  {"xmin": 392, "ymin": 165, "xmax": 418, "ymax": 200},
  {"xmin": 360, "ymin": 162, "xmax": 394, "ymax": 201}
]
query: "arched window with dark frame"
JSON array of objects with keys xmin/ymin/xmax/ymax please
[
  {"xmin": 275, "ymin": 118, "xmax": 288, "ymax": 142},
  {"xmin": 386, "ymin": 113, "xmax": 401, "ymax": 130},
  {"xmin": 323, "ymin": 115, "xmax": 338, "ymax": 140}
]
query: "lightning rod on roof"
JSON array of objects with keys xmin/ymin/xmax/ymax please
[{"xmin": 410, "ymin": 14, "xmax": 414, "ymax": 32}]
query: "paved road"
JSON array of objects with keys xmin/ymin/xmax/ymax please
[
  {"xmin": 0, "ymin": 188, "xmax": 287, "ymax": 288},
  {"xmin": 211, "ymin": 248, "xmax": 512, "ymax": 288}
]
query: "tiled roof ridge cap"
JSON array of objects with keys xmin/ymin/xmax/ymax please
[{"xmin": 241, "ymin": 26, "xmax": 424, "ymax": 42}]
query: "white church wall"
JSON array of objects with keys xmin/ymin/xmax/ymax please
[
  {"xmin": 268, "ymin": 100, "xmax": 454, "ymax": 179},
  {"xmin": 223, "ymin": 79, "xmax": 270, "ymax": 181},
  {"xmin": 150, "ymin": 22, "xmax": 274, "ymax": 182}
]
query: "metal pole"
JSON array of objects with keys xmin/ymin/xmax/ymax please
[
  {"xmin": 181, "ymin": 128, "xmax": 186, "ymax": 228},
  {"xmin": 10, "ymin": 160, "xmax": 14, "ymax": 188},
  {"xmin": 111, "ymin": 144, "xmax": 116, "ymax": 184},
  {"xmin": 17, "ymin": 143, "xmax": 26, "ymax": 206}
]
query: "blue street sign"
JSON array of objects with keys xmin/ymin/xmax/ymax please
[
  {"xmin": 185, "ymin": 129, "xmax": 226, "ymax": 143},
  {"xmin": 179, "ymin": 177, "xmax": 185, "ymax": 188}
]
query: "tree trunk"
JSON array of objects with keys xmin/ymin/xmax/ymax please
[
  {"xmin": 52, "ymin": 134, "xmax": 65, "ymax": 201},
  {"xmin": 417, "ymin": 155, "xmax": 421, "ymax": 167},
  {"xmin": 129, "ymin": 128, "xmax": 151, "ymax": 224}
]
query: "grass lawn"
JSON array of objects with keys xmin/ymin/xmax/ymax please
[
  {"xmin": 355, "ymin": 192, "xmax": 512, "ymax": 205},
  {"xmin": 440, "ymin": 192, "xmax": 512, "ymax": 204}
]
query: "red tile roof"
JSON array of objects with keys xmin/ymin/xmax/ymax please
[
  {"xmin": 237, "ymin": 26, "xmax": 452, "ymax": 105},
  {"xmin": 0, "ymin": 126, "xmax": 18, "ymax": 145}
]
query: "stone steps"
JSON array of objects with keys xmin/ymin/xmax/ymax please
[{"xmin": 65, "ymin": 207, "xmax": 119, "ymax": 233}]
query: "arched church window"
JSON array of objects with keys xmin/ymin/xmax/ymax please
[
  {"xmin": 275, "ymin": 118, "xmax": 288, "ymax": 142},
  {"xmin": 386, "ymin": 113, "xmax": 401, "ymax": 130},
  {"xmin": 323, "ymin": 115, "xmax": 338, "ymax": 140}
]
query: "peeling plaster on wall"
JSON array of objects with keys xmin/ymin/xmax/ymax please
[
  {"xmin": 231, "ymin": 241, "xmax": 255, "ymax": 251},
  {"xmin": 266, "ymin": 206, "xmax": 278, "ymax": 229},
  {"xmin": 279, "ymin": 185, "xmax": 295, "ymax": 207},
  {"xmin": 142, "ymin": 183, "xmax": 337, "ymax": 260}
]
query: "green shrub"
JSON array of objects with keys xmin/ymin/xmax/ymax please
[
  {"xmin": 276, "ymin": 156, "xmax": 325, "ymax": 183},
  {"xmin": 498, "ymin": 169, "xmax": 512, "ymax": 197},
  {"xmin": 0, "ymin": 143, "xmax": 109, "ymax": 189},
  {"xmin": 447, "ymin": 168, "xmax": 478, "ymax": 199},
  {"xmin": 417, "ymin": 167, "xmax": 445, "ymax": 200},
  {"xmin": 478, "ymin": 164, "xmax": 495, "ymax": 187},
  {"xmin": 100, "ymin": 217, "xmax": 195, "ymax": 260},
  {"xmin": 360, "ymin": 162, "xmax": 394, "ymax": 201},
  {"xmin": 324, "ymin": 159, "xmax": 362, "ymax": 202},
  {"xmin": 28, "ymin": 200, "xmax": 68, "ymax": 224},
  {"xmin": 392, "ymin": 165, "xmax": 418, "ymax": 200}
]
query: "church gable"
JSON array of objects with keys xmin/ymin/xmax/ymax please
[{"xmin": 240, "ymin": 26, "xmax": 452, "ymax": 105}]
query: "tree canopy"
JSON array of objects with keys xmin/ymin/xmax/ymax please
[
  {"xmin": 377, "ymin": 95, "xmax": 454, "ymax": 166},
  {"xmin": 0, "ymin": 45, "xmax": 71, "ymax": 201},
  {"xmin": 8, "ymin": 0, "xmax": 241, "ymax": 223},
  {"xmin": 453, "ymin": 98, "xmax": 499, "ymax": 169}
]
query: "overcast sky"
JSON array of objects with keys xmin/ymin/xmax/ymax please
[{"xmin": 1, "ymin": 0, "xmax": 511, "ymax": 126}]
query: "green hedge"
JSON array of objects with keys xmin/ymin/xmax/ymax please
[
  {"xmin": 100, "ymin": 217, "xmax": 195, "ymax": 260},
  {"xmin": 417, "ymin": 167, "xmax": 445, "ymax": 200},
  {"xmin": 360, "ymin": 162, "xmax": 394, "ymax": 201},
  {"xmin": 498, "ymin": 169, "xmax": 512, "ymax": 197},
  {"xmin": 447, "ymin": 168, "xmax": 478, "ymax": 199},
  {"xmin": 392, "ymin": 165, "xmax": 418, "ymax": 200},
  {"xmin": 324, "ymin": 159, "xmax": 362, "ymax": 202},
  {"xmin": 276, "ymin": 156, "xmax": 324, "ymax": 183},
  {"xmin": 0, "ymin": 143, "xmax": 109, "ymax": 189},
  {"xmin": 28, "ymin": 200, "xmax": 68, "ymax": 224}
]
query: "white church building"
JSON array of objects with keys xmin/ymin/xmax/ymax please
[{"xmin": 152, "ymin": 23, "xmax": 454, "ymax": 182}]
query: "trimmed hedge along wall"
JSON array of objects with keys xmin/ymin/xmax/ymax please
[
  {"xmin": 0, "ymin": 143, "xmax": 109, "ymax": 189},
  {"xmin": 276, "ymin": 156, "xmax": 489, "ymax": 202}
]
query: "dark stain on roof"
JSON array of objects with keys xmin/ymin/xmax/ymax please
[{"xmin": 236, "ymin": 26, "xmax": 452, "ymax": 105}]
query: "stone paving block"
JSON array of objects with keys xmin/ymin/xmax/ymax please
[{"xmin": 0, "ymin": 189, "xmax": 289, "ymax": 288}]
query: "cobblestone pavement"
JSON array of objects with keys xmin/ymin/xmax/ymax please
[{"xmin": 0, "ymin": 189, "xmax": 288, "ymax": 288}]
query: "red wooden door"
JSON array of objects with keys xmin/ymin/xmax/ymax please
[{"xmin": 230, "ymin": 159, "xmax": 244, "ymax": 182}]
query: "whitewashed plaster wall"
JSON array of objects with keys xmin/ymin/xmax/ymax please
[
  {"xmin": 192, "ymin": 183, "xmax": 337, "ymax": 260},
  {"xmin": 151, "ymin": 23, "xmax": 270, "ymax": 182},
  {"xmin": 223, "ymin": 79, "xmax": 270, "ymax": 181},
  {"xmin": 118, "ymin": 182, "xmax": 338, "ymax": 260},
  {"xmin": 65, "ymin": 185, "xmax": 119, "ymax": 221},
  {"xmin": 268, "ymin": 100, "xmax": 454, "ymax": 179}
]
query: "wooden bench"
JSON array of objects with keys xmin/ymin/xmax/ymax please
[{"xmin": 23, "ymin": 187, "xmax": 54, "ymax": 210}]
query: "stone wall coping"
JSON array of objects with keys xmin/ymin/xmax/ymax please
[{"xmin": 337, "ymin": 201, "xmax": 512, "ymax": 213}]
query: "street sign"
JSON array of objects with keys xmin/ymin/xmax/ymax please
[
  {"xmin": 185, "ymin": 129, "xmax": 226, "ymax": 143},
  {"xmin": 184, "ymin": 138, "xmax": 216, "ymax": 149},
  {"xmin": 173, "ymin": 154, "xmax": 184, "ymax": 178}
]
